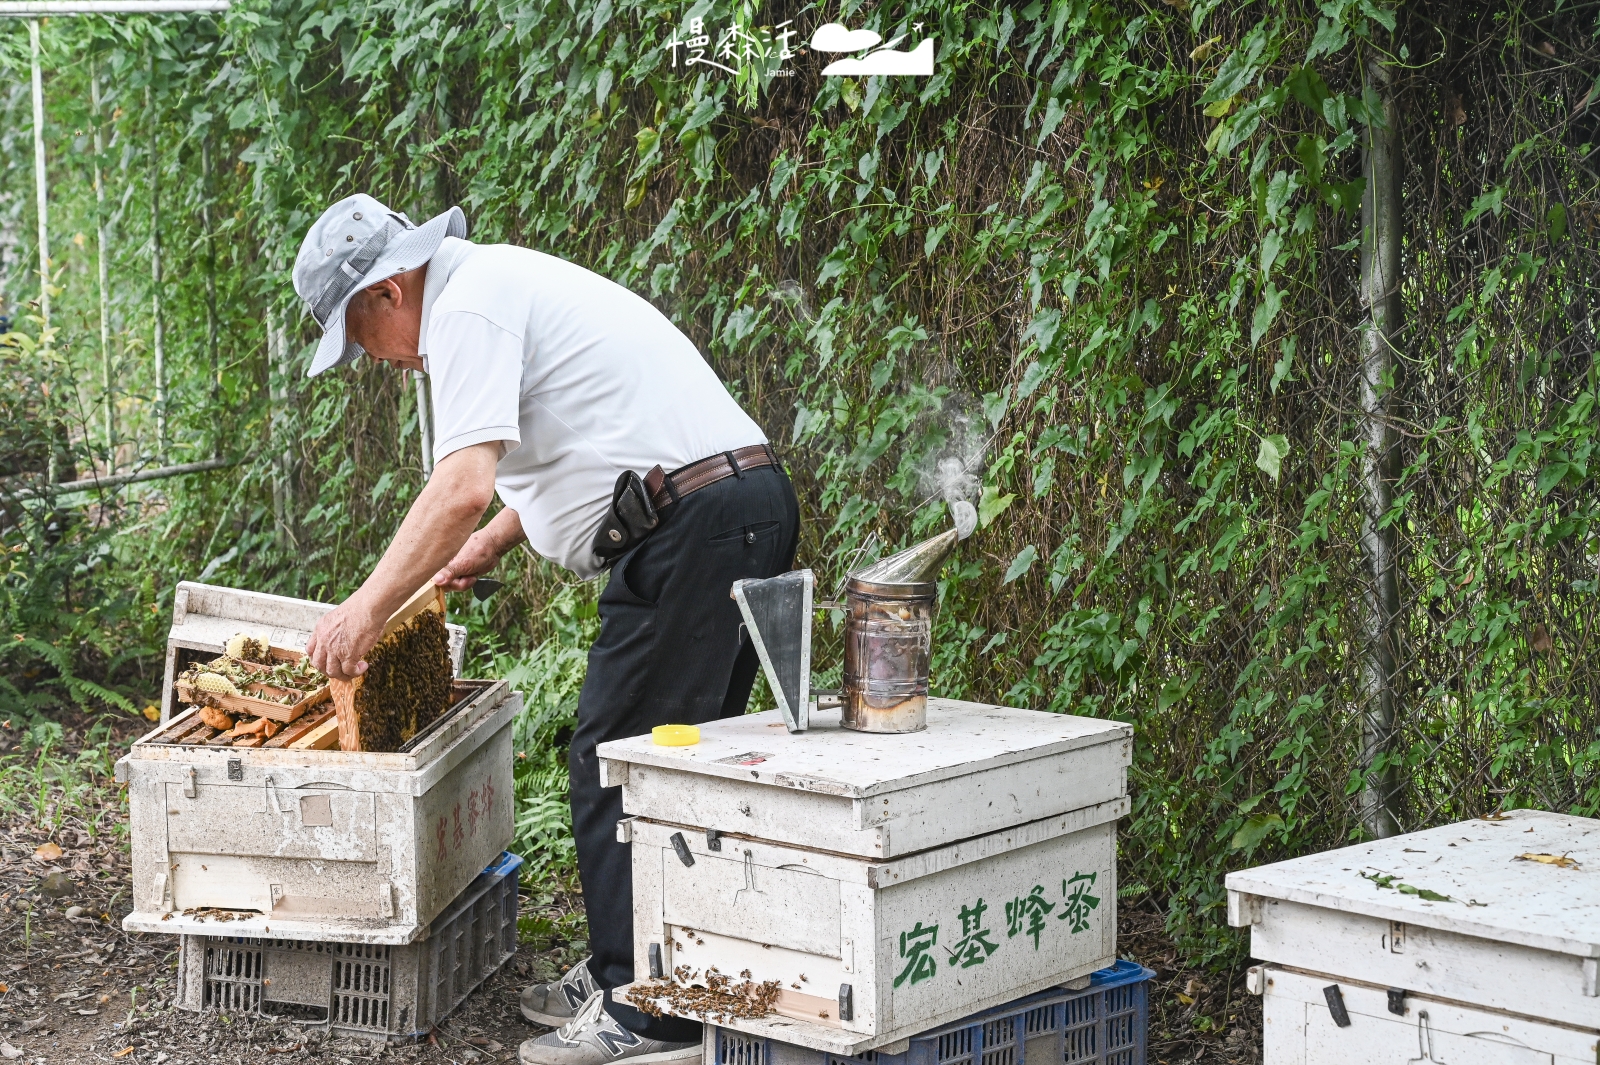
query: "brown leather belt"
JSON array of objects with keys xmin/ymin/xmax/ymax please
[{"xmin": 643, "ymin": 443, "xmax": 779, "ymax": 511}]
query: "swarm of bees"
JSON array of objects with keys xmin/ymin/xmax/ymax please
[
  {"xmin": 347, "ymin": 608, "xmax": 452, "ymax": 752},
  {"xmin": 624, "ymin": 963, "xmax": 783, "ymax": 1023},
  {"xmin": 224, "ymin": 632, "xmax": 273, "ymax": 664}
]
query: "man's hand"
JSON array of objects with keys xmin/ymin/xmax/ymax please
[
  {"xmin": 434, "ymin": 531, "xmax": 501, "ymax": 591},
  {"xmin": 306, "ymin": 441, "xmax": 501, "ymax": 681},
  {"xmin": 306, "ymin": 596, "xmax": 386, "ymax": 682},
  {"xmin": 434, "ymin": 506, "xmax": 528, "ymax": 591}
]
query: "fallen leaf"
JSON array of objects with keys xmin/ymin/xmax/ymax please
[
  {"xmin": 1480, "ymin": 812, "xmax": 1511, "ymax": 821},
  {"xmin": 113, "ymin": 1047, "xmax": 135, "ymax": 1059},
  {"xmin": 0, "ymin": 1042, "xmax": 21, "ymax": 1060},
  {"xmin": 1531, "ymin": 623, "xmax": 1553, "ymax": 653},
  {"xmin": 33, "ymin": 842, "xmax": 62, "ymax": 862},
  {"xmin": 1539, "ymin": 40, "xmax": 1556, "ymax": 56},
  {"xmin": 75, "ymin": 1008, "xmax": 99, "ymax": 1016},
  {"xmin": 0, "ymin": 983, "xmax": 7, "ymax": 993},
  {"xmin": 51, "ymin": 991, "xmax": 80, "ymax": 1002},
  {"xmin": 1515, "ymin": 852, "xmax": 1581, "ymax": 869},
  {"xmin": 142, "ymin": 704, "xmax": 160, "ymax": 722},
  {"xmin": 1175, "ymin": 991, "xmax": 1195, "ymax": 1005}
]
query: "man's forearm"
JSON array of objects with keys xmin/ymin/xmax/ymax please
[
  {"xmin": 353, "ymin": 443, "xmax": 499, "ymax": 620},
  {"xmin": 480, "ymin": 505, "xmax": 528, "ymax": 558}
]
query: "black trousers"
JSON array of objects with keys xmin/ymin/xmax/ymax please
[{"xmin": 569, "ymin": 463, "xmax": 800, "ymax": 1041}]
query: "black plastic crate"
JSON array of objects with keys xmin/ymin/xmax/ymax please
[{"xmin": 178, "ymin": 851, "xmax": 522, "ymax": 1039}]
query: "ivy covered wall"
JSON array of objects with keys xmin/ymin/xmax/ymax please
[{"xmin": 3, "ymin": 0, "xmax": 1598, "ymax": 958}]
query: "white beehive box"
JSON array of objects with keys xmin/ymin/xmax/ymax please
[
  {"xmin": 160, "ymin": 581, "xmax": 467, "ymax": 723},
  {"xmin": 600, "ymin": 700, "xmax": 1131, "ymax": 1054},
  {"xmin": 116, "ymin": 680, "xmax": 518, "ymax": 946},
  {"xmin": 1227, "ymin": 809, "xmax": 1600, "ymax": 1064}
]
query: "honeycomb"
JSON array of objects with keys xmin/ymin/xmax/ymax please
[{"xmin": 347, "ymin": 608, "xmax": 453, "ymax": 752}]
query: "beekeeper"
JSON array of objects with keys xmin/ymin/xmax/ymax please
[{"xmin": 295, "ymin": 194, "xmax": 799, "ymax": 1065}]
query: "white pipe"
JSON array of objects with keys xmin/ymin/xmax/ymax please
[
  {"xmin": 0, "ymin": 2, "xmax": 228, "ymax": 13},
  {"xmin": 414, "ymin": 370, "xmax": 434, "ymax": 477},
  {"xmin": 10, "ymin": 456, "xmax": 236, "ymax": 499},
  {"xmin": 92, "ymin": 58, "xmax": 112, "ymax": 468},
  {"xmin": 29, "ymin": 19, "xmax": 48, "ymax": 329}
]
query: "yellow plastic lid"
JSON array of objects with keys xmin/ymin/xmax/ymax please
[{"xmin": 652, "ymin": 724, "xmax": 701, "ymax": 747}]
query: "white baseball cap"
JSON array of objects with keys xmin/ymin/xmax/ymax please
[{"xmin": 292, "ymin": 193, "xmax": 468, "ymax": 377}]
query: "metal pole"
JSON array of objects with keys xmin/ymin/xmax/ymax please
[
  {"xmin": 201, "ymin": 136, "xmax": 219, "ymax": 412},
  {"xmin": 1358, "ymin": 55, "xmax": 1403, "ymax": 840},
  {"xmin": 414, "ymin": 371, "xmax": 434, "ymax": 478},
  {"xmin": 148, "ymin": 58, "xmax": 165, "ymax": 458},
  {"xmin": 269, "ymin": 310, "xmax": 288, "ymax": 542},
  {"xmin": 28, "ymin": 19, "xmax": 49, "ymax": 328},
  {"xmin": 92, "ymin": 58, "xmax": 113, "ymax": 468}
]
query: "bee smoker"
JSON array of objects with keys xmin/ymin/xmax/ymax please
[
  {"xmin": 841, "ymin": 528, "xmax": 959, "ymax": 733},
  {"xmin": 732, "ymin": 514, "xmax": 969, "ymax": 735}
]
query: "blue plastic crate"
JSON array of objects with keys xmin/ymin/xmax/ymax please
[{"xmin": 712, "ymin": 960, "xmax": 1153, "ymax": 1065}]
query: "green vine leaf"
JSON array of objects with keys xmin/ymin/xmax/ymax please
[
  {"xmin": 1231, "ymin": 813, "xmax": 1284, "ymax": 851},
  {"xmin": 1003, "ymin": 545, "xmax": 1038, "ymax": 584},
  {"xmin": 978, "ymin": 486, "xmax": 1016, "ymax": 528}
]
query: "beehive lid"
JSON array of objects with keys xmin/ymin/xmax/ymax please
[
  {"xmin": 597, "ymin": 698, "xmax": 1128, "ymax": 799},
  {"xmin": 1226, "ymin": 808, "xmax": 1600, "ymax": 958}
]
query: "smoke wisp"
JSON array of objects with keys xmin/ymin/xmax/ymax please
[{"xmin": 918, "ymin": 396, "xmax": 987, "ymax": 540}]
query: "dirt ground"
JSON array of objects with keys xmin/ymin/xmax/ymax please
[{"xmin": 0, "ymin": 718, "xmax": 1262, "ymax": 1065}]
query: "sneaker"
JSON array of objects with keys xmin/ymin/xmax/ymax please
[
  {"xmin": 522, "ymin": 957, "xmax": 600, "ymax": 1026},
  {"xmin": 518, "ymin": 990, "xmax": 699, "ymax": 1065}
]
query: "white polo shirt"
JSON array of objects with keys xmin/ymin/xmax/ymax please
[{"xmin": 417, "ymin": 237, "xmax": 766, "ymax": 578}]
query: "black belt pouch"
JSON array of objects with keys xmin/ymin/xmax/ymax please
[{"xmin": 592, "ymin": 468, "xmax": 662, "ymax": 565}]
